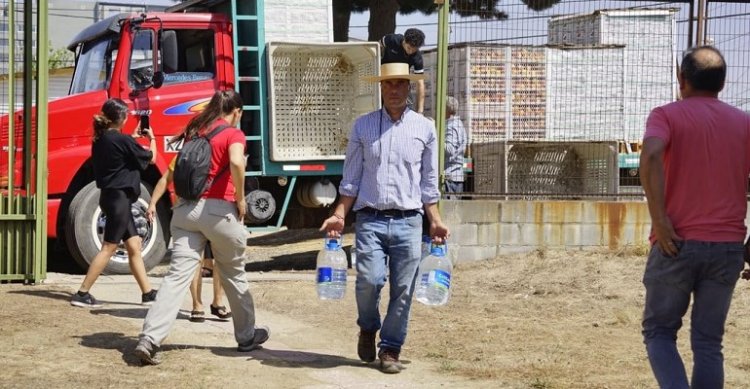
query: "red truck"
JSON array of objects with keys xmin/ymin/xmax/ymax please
[{"xmin": 0, "ymin": 0, "xmax": 379, "ymax": 273}]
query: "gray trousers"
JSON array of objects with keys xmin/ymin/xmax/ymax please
[{"xmin": 140, "ymin": 198, "xmax": 256, "ymax": 346}]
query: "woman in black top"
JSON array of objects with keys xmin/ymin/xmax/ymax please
[{"xmin": 70, "ymin": 98, "xmax": 158, "ymax": 308}]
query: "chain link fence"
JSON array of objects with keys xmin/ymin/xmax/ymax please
[{"xmin": 425, "ymin": 0, "xmax": 750, "ymax": 199}]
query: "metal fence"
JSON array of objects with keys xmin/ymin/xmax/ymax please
[
  {"xmin": 0, "ymin": 0, "xmax": 48, "ymax": 283},
  {"xmin": 428, "ymin": 0, "xmax": 750, "ymax": 199}
]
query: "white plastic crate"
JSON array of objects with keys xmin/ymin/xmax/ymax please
[
  {"xmin": 264, "ymin": 0, "xmax": 332, "ymax": 43},
  {"xmin": 548, "ymin": 9, "xmax": 677, "ymax": 141},
  {"xmin": 545, "ymin": 45, "xmax": 626, "ymax": 140},
  {"xmin": 266, "ymin": 42, "xmax": 380, "ymax": 161}
]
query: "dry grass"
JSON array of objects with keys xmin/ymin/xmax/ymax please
[
  {"xmin": 254, "ymin": 249, "xmax": 750, "ymax": 388},
  {"xmin": 3, "ymin": 246, "xmax": 750, "ymax": 388}
]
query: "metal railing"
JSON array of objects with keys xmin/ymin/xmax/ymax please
[{"xmin": 1, "ymin": 0, "xmax": 48, "ymax": 283}]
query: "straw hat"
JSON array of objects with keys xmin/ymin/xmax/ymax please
[{"xmin": 362, "ymin": 63, "xmax": 426, "ymax": 83}]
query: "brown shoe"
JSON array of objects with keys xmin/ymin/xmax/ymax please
[
  {"xmin": 357, "ymin": 330, "xmax": 377, "ymax": 362},
  {"xmin": 378, "ymin": 348, "xmax": 402, "ymax": 374}
]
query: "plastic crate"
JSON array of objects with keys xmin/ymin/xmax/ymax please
[
  {"xmin": 506, "ymin": 141, "xmax": 618, "ymax": 196},
  {"xmin": 471, "ymin": 141, "xmax": 507, "ymax": 194},
  {"xmin": 423, "ymin": 44, "xmax": 545, "ymax": 144},
  {"xmin": 548, "ymin": 9, "xmax": 677, "ymax": 141},
  {"xmin": 545, "ymin": 45, "xmax": 626, "ymax": 140},
  {"xmin": 266, "ymin": 42, "xmax": 380, "ymax": 161}
]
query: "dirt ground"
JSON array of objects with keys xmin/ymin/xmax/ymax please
[{"xmin": 3, "ymin": 230, "xmax": 750, "ymax": 388}]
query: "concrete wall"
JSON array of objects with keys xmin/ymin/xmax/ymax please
[{"xmin": 440, "ymin": 200, "xmax": 652, "ymax": 262}]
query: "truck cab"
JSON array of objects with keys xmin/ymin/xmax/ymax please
[
  {"xmin": 39, "ymin": 12, "xmax": 234, "ymax": 273},
  {"xmin": 1, "ymin": 0, "xmax": 379, "ymax": 274}
]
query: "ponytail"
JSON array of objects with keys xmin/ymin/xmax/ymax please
[
  {"xmin": 171, "ymin": 90, "xmax": 243, "ymax": 144},
  {"xmin": 93, "ymin": 98, "xmax": 129, "ymax": 141}
]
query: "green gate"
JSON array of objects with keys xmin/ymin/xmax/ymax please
[{"xmin": 0, "ymin": 0, "xmax": 48, "ymax": 283}]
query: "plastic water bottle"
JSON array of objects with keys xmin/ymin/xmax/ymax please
[
  {"xmin": 415, "ymin": 244, "xmax": 452, "ymax": 306},
  {"xmin": 421, "ymin": 235, "xmax": 432, "ymax": 259},
  {"xmin": 316, "ymin": 238, "xmax": 348, "ymax": 300}
]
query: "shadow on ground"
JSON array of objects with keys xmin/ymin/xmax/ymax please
[
  {"xmin": 8, "ymin": 288, "xmax": 74, "ymax": 302},
  {"xmin": 246, "ymin": 227, "xmax": 354, "ymax": 247},
  {"xmin": 245, "ymin": 245, "xmax": 356, "ymax": 272},
  {"xmin": 248, "ymin": 348, "xmax": 363, "ymax": 369},
  {"xmin": 77, "ymin": 331, "xmax": 228, "ymax": 366},
  {"xmin": 78, "ymin": 331, "xmax": 363, "ymax": 369},
  {"xmin": 246, "ymin": 250, "xmax": 319, "ymax": 272}
]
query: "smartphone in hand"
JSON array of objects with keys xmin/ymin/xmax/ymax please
[{"xmin": 140, "ymin": 115, "xmax": 150, "ymax": 135}]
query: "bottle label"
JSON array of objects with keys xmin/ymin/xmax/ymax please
[
  {"xmin": 332, "ymin": 269, "xmax": 347, "ymax": 283},
  {"xmin": 317, "ymin": 267, "xmax": 332, "ymax": 283},
  {"xmin": 429, "ymin": 270, "xmax": 451, "ymax": 290}
]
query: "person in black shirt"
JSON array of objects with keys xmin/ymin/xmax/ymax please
[
  {"xmin": 380, "ymin": 28, "xmax": 426, "ymax": 113},
  {"xmin": 70, "ymin": 98, "xmax": 158, "ymax": 308}
]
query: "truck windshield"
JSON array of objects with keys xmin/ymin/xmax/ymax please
[{"xmin": 70, "ymin": 36, "xmax": 118, "ymax": 95}]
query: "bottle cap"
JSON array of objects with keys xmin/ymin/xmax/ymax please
[
  {"xmin": 326, "ymin": 238, "xmax": 340, "ymax": 250},
  {"xmin": 430, "ymin": 245, "xmax": 446, "ymax": 256}
]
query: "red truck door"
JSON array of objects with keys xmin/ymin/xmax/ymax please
[{"xmin": 121, "ymin": 17, "xmax": 233, "ymax": 159}]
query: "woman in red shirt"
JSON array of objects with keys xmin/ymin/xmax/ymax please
[{"xmin": 134, "ymin": 90, "xmax": 269, "ymax": 365}]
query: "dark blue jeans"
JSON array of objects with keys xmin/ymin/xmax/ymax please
[
  {"xmin": 642, "ymin": 240, "xmax": 744, "ymax": 389},
  {"xmin": 354, "ymin": 211, "xmax": 422, "ymax": 353}
]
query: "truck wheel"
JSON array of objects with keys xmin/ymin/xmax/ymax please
[
  {"xmin": 245, "ymin": 189, "xmax": 276, "ymax": 224},
  {"xmin": 64, "ymin": 182, "xmax": 169, "ymax": 275}
]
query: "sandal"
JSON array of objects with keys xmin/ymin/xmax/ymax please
[
  {"xmin": 210, "ymin": 305, "xmax": 232, "ymax": 320},
  {"xmin": 189, "ymin": 310, "xmax": 205, "ymax": 323}
]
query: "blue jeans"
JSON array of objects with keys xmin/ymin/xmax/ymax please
[
  {"xmin": 354, "ymin": 211, "xmax": 422, "ymax": 353},
  {"xmin": 642, "ymin": 240, "xmax": 744, "ymax": 389}
]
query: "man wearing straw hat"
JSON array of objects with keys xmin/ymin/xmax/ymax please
[{"xmin": 320, "ymin": 62, "xmax": 450, "ymax": 374}]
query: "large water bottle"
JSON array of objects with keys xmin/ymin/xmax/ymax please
[
  {"xmin": 420, "ymin": 235, "xmax": 432, "ymax": 259},
  {"xmin": 415, "ymin": 244, "xmax": 452, "ymax": 306},
  {"xmin": 316, "ymin": 238, "xmax": 348, "ymax": 300}
]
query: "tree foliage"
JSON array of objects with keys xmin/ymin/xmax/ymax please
[{"xmin": 333, "ymin": 0, "xmax": 561, "ymax": 42}]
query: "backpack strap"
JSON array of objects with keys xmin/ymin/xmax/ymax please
[
  {"xmin": 203, "ymin": 123, "xmax": 234, "ymax": 192},
  {"xmin": 204, "ymin": 123, "xmax": 230, "ymax": 140}
]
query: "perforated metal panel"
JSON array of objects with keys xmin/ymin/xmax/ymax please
[{"xmin": 267, "ymin": 42, "xmax": 380, "ymax": 161}]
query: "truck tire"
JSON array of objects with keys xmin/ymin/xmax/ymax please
[
  {"xmin": 245, "ymin": 189, "xmax": 276, "ymax": 224},
  {"xmin": 64, "ymin": 182, "xmax": 169, "ymax": 274}
]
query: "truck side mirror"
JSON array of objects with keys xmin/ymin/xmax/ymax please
[
  {"xmin": 152, "ymin": 71, "xmax": 164, "ymax": 88},
  {"xmin": 160, "ymin": 30, "xmax": 178, "ymax": 74}
]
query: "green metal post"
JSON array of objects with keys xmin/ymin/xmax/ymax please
[
  {"xmin": 35, "ymin": 0, "xmax": 49, "ymax": 281},
  {"xmin": 24, "ymin": 0, "xmax": 33, "ymax": 195},
  {"xmin": 434, "ymin": 0, "xmax": 450, "ymax": 197},
  {"xmin": 7, "ymin": 0, "xmax": 15, "ymax": 199}
]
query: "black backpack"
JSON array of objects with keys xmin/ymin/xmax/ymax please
[{"xmin": 173, "ymin": 124, "xmax": 230, "ymax": 200}]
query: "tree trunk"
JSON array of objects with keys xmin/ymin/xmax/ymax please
[
  {"xmin": 333, "ymin": 0, "xmax": 353, "ymax": 42},
  {"xmin": 368, "ymin": 0, "xmax": 399, "ymax": 41}
]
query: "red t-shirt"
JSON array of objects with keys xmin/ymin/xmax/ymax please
[
  {"xmin": 200, "ymin": 119, "xmax": 246, "ymax": 202},
  {"xmin": 644, "ymin": 96, "xmax": 750, "ymax": 242}
]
